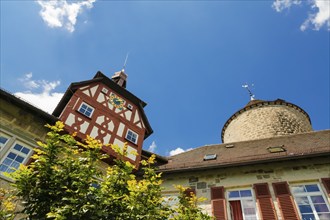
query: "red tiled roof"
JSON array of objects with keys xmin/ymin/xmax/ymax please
[{"xmin": 159, "ymin": 130, "xmax": 330, "ymax": 173}]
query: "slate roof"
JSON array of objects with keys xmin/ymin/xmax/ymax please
[
  {"xmin": 0, "ymin": 88, "xmax": 58, "ymax": 123},
  {"xmin": 159, "ymin": 130, "xmax": 330, "ymax": 173}
]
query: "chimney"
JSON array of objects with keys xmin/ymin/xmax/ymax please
[{"xmin": 111, "ymin": 69, "xmax": 127, "ymax": 88}]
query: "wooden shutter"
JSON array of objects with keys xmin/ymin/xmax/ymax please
[
  {"xmin": 211, "ymin": 186, "xmax": 227, "ymax": 220},
  {"xmin": 253, "ymin": 183, "xmax": 277, "ymax": 220},
  {"xmin": 321, "ymin": 178, "xmax": 330, "ymax": 195},
  {"xmin": 272, "ymin": 182, "xmax": 299, "ymax": 220},
  {"xmin": 184, "ymin": 188, "xmax": 196, "ymax": 198}
]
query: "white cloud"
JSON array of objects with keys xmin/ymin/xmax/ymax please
[
  {"xmin": 36, "ymin": 0, "xmax": 96, "ymax": 32},
  {"xmin": 169, "ymin": 147, "xmax": 193, "ymax": 156},
  {"xmin": 272, "ymin": 0, "xmax": 330, "ymax": 31},
  {"xmin": 300, "ymin": 0, "xmax": 330, "ymax": 31},
  {"xmin": 272, "ymin": 0, "xmax": 302, "ymax": 12},
  {"xmin": 15, "ymin": 73, "xmax": 63, "ymax": 114},
  {"xmin": 148, "ymin": 141, "xmax": 157, "ymax": 153}
]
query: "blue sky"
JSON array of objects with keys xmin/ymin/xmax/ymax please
[{"xmin": 1, "ymin": 0, "xmax": 329, "ymax": 156}]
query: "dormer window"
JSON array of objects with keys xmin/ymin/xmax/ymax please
[
  {"xmin": 78, "ymin": 102, "xmax": 94, "ymax": 118},
  {"xmin": 267, "ymin": 146, "xmax": 286, "ymax": 153},
  {"xmin": 126, "ymin": 129, "xmax": 138, "ymax": 144},
  {"xmin": 204, "ymin": 154, "xmax": 217, "ymax": 161}
]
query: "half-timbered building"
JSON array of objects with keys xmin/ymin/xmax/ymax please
[{"xmin": 52, "ymin": 70, "xmax": 153, "ymax": 167}]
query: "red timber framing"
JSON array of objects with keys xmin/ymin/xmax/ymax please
[
  {"xmin": 321, "ymin": 178, "xmax": 330, "ymax": 196},
  {"xmin": 211, "ymin": 186, "xmax": 227, "ymax": 220},
  {"xmin": 272, "ymin": 182, "xmax": 299, "ymax": 220},
  {"xmin": 253, "ymin": 183, "xmax": 277, "ymax": 220}
]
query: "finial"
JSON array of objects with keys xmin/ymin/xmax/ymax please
[
  {"xmin": 122, "ymin": 52, "xmax": 129, "ymax": 72},
  {"xmin": 242, "ymin": 83, "xmax": 255, "ymax": 101}
]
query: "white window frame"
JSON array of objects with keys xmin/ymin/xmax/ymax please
[
  {"xmin": 0, "ymin": 132, "xmax": 10, "ymax": 152},
  {"xmin": 125, "ymin": 129, "xmax": 138, "ymax": 145},
  {"xmin": 78, "ymin": 102, "xmax": 94, "ymax": 118},
  {"xmin": 227, "ymin": 188, "xmax": 259, "ymax": 220},
  {"xmin": 291, "ymin": 183, "xmax": 330, "ymax": 220},
  {"xmin": 0, "ymin": 130, "xmax": 34, "ymax": 178}
]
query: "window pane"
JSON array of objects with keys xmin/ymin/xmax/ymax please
[
  {"xmin": 299, "ymin": 205, "xmax": 313, "ymax": 213},
  {"xmin": 3, "ymin": 158, "xmax": 12, "ymax": 166},
  {"xmin": 245, "ymin": 216, "xmax": 258, "ymax": 220},
  {"xmin": 296, "ymin": 196, "xmax": 310, "ymax": 205},
  {"xmin": 7, "ymin": 152, "xmax": 16, "ymax": 160},
  {"xmin": 0, "ymin": 164, "xmax": 8, "ymax": 172},
  {"xmin": 243, "ymin": 208, "xmax": 256, "ymax": 215},
  {"xmin": 292, "ymin": 185, "xmax": 305, "ymax": 193},
  {"xmin": 305, "ymin": 184, "xmax": 319, "ymax": 192},
  {"xmin": 14, "ymin": 144, "xmax": 23, "ymax": 151},
  {"xmin": 240, "ymin": 190, "xmax": 252, "ymax": 197},
  {"xmin": 21, "ymin": 147, "xmax": 30, "ymax": 155},
  {"xmin": 242, "ymin": 200, "xmax": 255, "ymax": 208},
  {"xmin": 311, "ymin": 195, "xmax": 325, "ymax": 204},
  {"xmin": 12, "ymin": 161, "xmax": 20, "ymax": 169},
  {"xmin": 229, "ymin": 191, "xmax": 240, "ymax": 198},
  {"xmin": 319, "ymin": 213, "xmax": 330, "ymax": 220},
  {"xmin": 15, "ymin": 155, "xmax": 24, "ymax": 163},
  {"xmin": 314, "ymin": 204, "xmax": 329, "ymax": 212},
  {"xmin": 0, "ymin": 136, "xmax": 8, "ymax": 145},
  {"xmin": 301, "ymin": 214, "xmax": 316, "ymax": 220}
]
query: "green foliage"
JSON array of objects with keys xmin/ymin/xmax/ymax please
[
  {"xmin": 172, "ymin": 186, "xmax": 212, "ymax": 220},
  {"xmin": 0, "ymin": 188, "xmax": 16, "ymax": 220},
  {"xmin": 10, "ymin": 121, "xmax": 213, "ymax": 220}
]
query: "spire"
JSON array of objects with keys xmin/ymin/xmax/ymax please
[
  {"xmin": 111, "ymin": 69, "xmax": 127, "ymax": 88},
  {"xmin": 111, "ymin": 53, "xmax": 129, "ymax": 88}
]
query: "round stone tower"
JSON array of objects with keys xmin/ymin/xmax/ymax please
[{"xmin": 221, "ymin": 99, "xmax": 313, "ymax": 143}]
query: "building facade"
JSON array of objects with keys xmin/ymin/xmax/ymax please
[
  {"xmin": 159, "ymin": 99, "xmax": 330, "ymax": 220},
  {"xmin": 52, "ymin": 70, "xmax": 153, "ymax": 168},
  {"xmin": 0, "ymin": 89, "xmax": 57, "ymax": 187},
  {"xmin": 0, "ymin": 69, "xmax": 154, "ymax": 186}
]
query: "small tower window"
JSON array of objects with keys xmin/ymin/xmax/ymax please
[
  {"xmin": 125, "ymin": 129, "xmax": 138, "ymax": 145},
  {"xmin": 78, "ymin": 102, "xmax": 94, "ymax": 118}
]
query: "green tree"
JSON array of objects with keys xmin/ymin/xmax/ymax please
[
  {"xmin": 10, "ymin": 121, "xmax": 212, "ymax": 220},
  {"xmin": 0, "ymin": 188, "xmax": 16, "ymax": 220}
]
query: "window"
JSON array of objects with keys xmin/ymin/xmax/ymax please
[
  {"xmin": 292, "ymin": 184, "xmax": 330, "ymax": 220},
  {"xmin": 0, "ymin": 131, "xmax": 34, "ymax": 178},
  {"xmin": 267, "ymin": 146, "xmax": 286, "ymax": 153},
  {"xmin": 78, "ymin": 102, "xmax": 94, "ymax": 118},
  {"xmin": 228, "ymin": 189, "xmax": 259, "ymax": 220},
  {"xmin": 125, "ymin": 129, "xmax": 138, "ymax": 144},
  {"xmin": 204, "ymin": 154, "xmax": 217, "ymax": 161},
  {"xmin": 0, "ymin": 134, "xmax": 9, "ymax": 151},
  {"xmin": 0, "ymin": 142, "xmax": 32, "ymax": 175}
]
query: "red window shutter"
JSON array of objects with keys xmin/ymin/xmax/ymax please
[
  {"xmin": 184, "ymin": 188, "xmax": 196, "ymax": 198},
  {"xmin": 253, "ymin": 183, "xmax": 277, "ymax": 220},
  {"xmin": 211, "ymin": 187, "xmax": 227, "ymax": 220},
  {"xmin": 211, "ymin": 186, "xmax": 225, "ymax": 200},
  {"xmin": 212, "ymin": 199, "xmax": 227, "ymax": 220},
  {"xmin": 321, "ymin": 178, "xmax": 330, "ymax": 195},
  {"xmin": 272, "ymin": 182, "xmax": 299, "ymax": 220}
]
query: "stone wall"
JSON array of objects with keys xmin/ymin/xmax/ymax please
[
  {"xmin": 223, "ymin": 105, "xmax": 312, "ymax": 143},
  {"xmin": 161, "ymin": 156, "xmax": 330, "ymax": 218}
]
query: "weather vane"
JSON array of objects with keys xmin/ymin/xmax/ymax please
[
  {"xmin": 242, "ymin": 83, "xmax": 255, "ymax": 101},
  {"xmin": 122, "ymin": 52, "xmax": 130, "ymax": 72}
]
